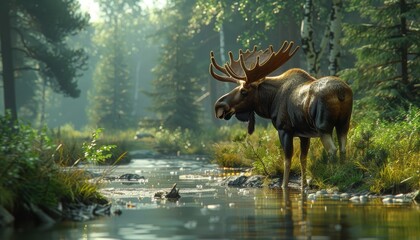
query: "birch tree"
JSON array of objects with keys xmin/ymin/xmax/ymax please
[{"xmin": 301, "ymin": 0, "xmax": 343, "ymax": 76}]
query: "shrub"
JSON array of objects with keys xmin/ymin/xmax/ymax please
[
  {"xmin": 307, "ymin": 108, "xmax": 419, "ymax": 193},
  {"xmin": 152, "ymin": 126, "xmax": 219, "ymax": 155},
  {"xmin": 54, "ymin": 124, "xmax": 132, "ymax": 165},
  {"xmin": 211, "ymin": 125, "xmax": 301, "ymax": 177},
  {"xmin": 0, "ymin": 116, "xmax": 112, "ymax": 214}
]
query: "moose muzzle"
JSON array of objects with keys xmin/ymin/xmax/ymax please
[{"xmin": 215, "ymin": 102, "xmax": 234, "ymax": 120}]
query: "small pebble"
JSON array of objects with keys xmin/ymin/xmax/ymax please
[
  {"xmin": 350, "ymin": 196, "xmax": 360, "ymax": 202},
  {"xmin": 394, "ymin": 198, "xmax": 411, "ymax": 203},
  {"xmin": 331, "ymin": 193, "xmax": 340, "ymax": 200},
  {"xmin": 395, "ymin": 194, "xmax": 405, "ymax": 199},
  {"xmin": 308, "ymin": 193, "xmax": 316, "ymax": 201},
  {"xmin": 316, "ymin": 190, "xmax": 327, "ymax": 197},
  {"xmin": 340, "ymin": 193, "xmax": 350, "ymax": 200},
  {"xmin": 382, "ymin": 195, "xmax": 394, "ymax": 199}
]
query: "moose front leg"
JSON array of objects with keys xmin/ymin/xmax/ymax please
[
  {"xmin": 279, "ymin": 131, "xmax": 294, "ymax": 189},
  {"xmin": 299, "ymin": 137, "xmax": 310, "ymax": 191}
]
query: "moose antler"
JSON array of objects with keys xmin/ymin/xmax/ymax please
[{"xmin": 209, "ymin": 41, "xmax": 299, "ymax": 84}]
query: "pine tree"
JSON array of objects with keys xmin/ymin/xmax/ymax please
[
  {"xmin": 0, "ymin": 0, "xmax": 89, "ymax": 123},
  {"xmin": 87, "ymin": 0, "xmax": 134, "ymax": 130},
  {"xmin": 148, "ymin": 0, "xmax": 202, "ymax": 131},
  {"xmin": 342, "ymin": 0, "xmax": 420, "ymax": 119},
  {"xmin": 88, "ymin": 40, "xmax": 133, "ymax": 129}
]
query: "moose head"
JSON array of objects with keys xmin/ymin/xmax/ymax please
[
  {"xmin": 210, "ymin": 42, "xmax": 299, "ymax": 134},
  {"xmin": 209, "ymin": 41, "xmax": 353, "ymax": 190}
]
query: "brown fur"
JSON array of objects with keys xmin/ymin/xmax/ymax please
[{"xmin": 214, "ymin": 68, "xmax": 353, "ymax": 189}]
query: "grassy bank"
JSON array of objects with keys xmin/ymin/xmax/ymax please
[
  {"xmin": 0, "ymin": 119, "xmax": 114, "ymax": 223},
  {"xmin": 53, "ymin": 125, "xmax": 221, "ymax": 166},
  {"xmin": 1, "ymin": 107, "xmax": 418, "ymax": 224},
  {"xmin": 211, "ymin": 108, "xmax": 420, "ymax": 194}
]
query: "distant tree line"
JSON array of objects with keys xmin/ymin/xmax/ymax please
[{"xmin": 1, "ymin": 0, "xmax": 418, "ymax": 131}]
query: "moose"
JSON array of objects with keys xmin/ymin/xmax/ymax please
[{"xmin": 210, "ymin": 41, "xmax": 353, "ymax": 189}]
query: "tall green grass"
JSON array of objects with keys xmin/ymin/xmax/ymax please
[
  {"xmin": 211, "ymin": 108, "xmax": 420, "ymax": 193},
  {"xmin": 0, "ymin": 118, "xmax": 113, "ymax": 214}
]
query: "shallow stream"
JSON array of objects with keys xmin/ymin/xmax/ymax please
[{"xmin": 2, "ymin": 157, "xmax": 419, "ymax": 239}]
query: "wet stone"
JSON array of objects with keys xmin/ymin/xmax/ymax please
[
  {"xmin": 331, "ymin": 193, "xmax": 340, "ymax": 200},
  {"xmin": 62, "ymin": 203, "xmax": 111, "ymax": 222},
  {"xmin": 340, "ymin": 193, "xmax": 350, "ymax": 200},
  {"xmin": 154, "ymin": 183, "xmax": 181, "ymax": 200},
  {"xmin": 243, "ymin": 175, "xmax": 265, "ymax": 188},
  {"xmin": 268, "ymin": 178, "xmax": 282, "ymax": 189},
  {"xmin": 118, "ymin": 173, "xmax": 145, "ymax": 181},
  {"xmin": 222, "ymin": 175, "xmax": 248, "ymax": 187},
  {"xmin": 308, "ymin": 193, "xmax": 316, "ymax": 201},
  {"xmin": 350, "ymin": 196, "xmax": 360, "ymax": 202},
  {"xmin": 316, "ymin": 190, "xmax": 328, "ymax": 197},
  {"xmin": 359, "ymin": 195, "xmax": 368, "ymax": 202}
]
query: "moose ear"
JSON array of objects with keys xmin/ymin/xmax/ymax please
[{"xmin": 248, "ymin": 112, "xmax": 255, "ymax": 135}]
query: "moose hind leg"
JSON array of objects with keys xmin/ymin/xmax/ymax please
[
  {"xmin": 320, "ymin": 133, "xmax": 337, "ymax": 158},
  {"xmin": 336, "ymin": 123, "xmax": 350, "ymax": 161}
]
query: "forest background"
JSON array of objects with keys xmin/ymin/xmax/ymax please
[{"xmin": 0, "ymin": 0, "xmax": 419, "ymax": 203}]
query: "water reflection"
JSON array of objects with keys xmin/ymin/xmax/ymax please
[{"xmin": 1, "ymin": 157, "xmax": 419, "ymax": 240}]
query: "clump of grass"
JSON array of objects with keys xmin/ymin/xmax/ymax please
[
  {"xmin": 0, "ymin": 116, "xmax": 115, "ymax": 218},
  {"xmin": 53, "ymin": 124, "xmax": 132, "ymax": 165},
  {"xmin": 350, "ymin": 107, "xmax": 420, "ymax": 193},
  {"xmin": 152, "ymin": 126, "xmax": 224, "ymax": 155},
  {"xmin": 212, "ymin": 141, "xmax": 252, "ymax": 168},
  {"xmin": 211, "ymin": 107, "xmax": 420, "ymax": 194},
  {"xmin": 211, "ymin": 124, "xmax": 301, "ymax": 177}
]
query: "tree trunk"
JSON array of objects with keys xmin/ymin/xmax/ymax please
[
  {"xmin": 112, "ymin": 15, "xmax": 118, "ymax": 129},
  {"xmin": 0, "ymin": 0, "xmax": 18, "ymax": 123},
  {"xmin": 301, "ymin": 0, "xmax": 341, "ymax": 77},
  {"xmin": 219, "ymin": 24, "xmax": 229, "ymax": 94},
  {"xmin": 301, "ymin": 0, "xmax": 330, "ymax": 76},
  {"xmin": 399, "ymin": 0, "xmax": 408, "ymax": 85},
  {"xmin": 301, "ymin": 0, "xmax": 318, "ymax": 75},
  {"xmin": 328, "ymin": 0, "xmax": 342, "ymax": 76},
  {"xmin": 39, "ymin": 76, "xmax": 47, "ymax": 128}
]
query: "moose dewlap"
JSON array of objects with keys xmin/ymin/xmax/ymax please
[{"xmin": 209, "ymin": 41, "xmax": 353, "ymax": 189}]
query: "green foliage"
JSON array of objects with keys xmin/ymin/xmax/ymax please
[
  {"xmin": 55, "ymin": 124, "xmax": 132, "ymax": 165},
  {"xmin": 211, "ymin": 124, "xmax": 301, "ymax": 176},
  {"xmin": 309, "ymin": 109, "xmax": 419, "ymax": 193},
  {"xmin": 81, "ymin": 128, "xmax": 116, "ymax": 164},
  {"xmin": 191, "ymin": 0, "xmax": 302, "ymax": 47},
  {"xmin": 152, "ymin": 126, "xmax": 211, "ymax": 155},
  {"xmin": 0, "ymin": 115, "xmax": 112, "ymax": 212},
  {"xmin": 88, "ymin": 9, "xmax": 134, "ymax": 129},
  {"xmin": 212, "ymin": 141, "xmax": 252, "ymax": 168},
  {"xmin": 341, "ymin": 0, "xmax": 420, "ymax": 119},
  {"xmin": 211, "ymin": 107, "xmax": 420, "ymax": 193},
  {"xmin": 351, "ymin": 107, "xmax": 420, "ymax": 193},
  {"xmin": 147, "ymin": 0, "xmax": 202, "ymax": 131},
  {"xmin": 309, "ymin": 159, "xmax": 365, "ymax": 191}
]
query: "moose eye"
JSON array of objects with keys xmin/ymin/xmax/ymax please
[{"xmin": 240, "ymin": 89, "xmax": 248, "ymax": 97}]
